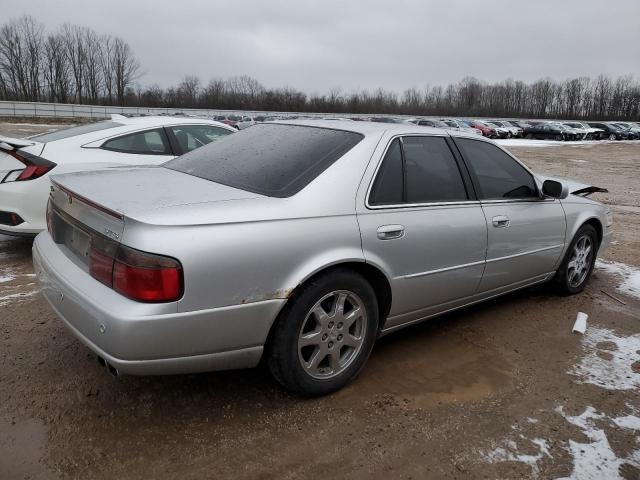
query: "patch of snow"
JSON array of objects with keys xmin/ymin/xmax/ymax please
[
  {"xmin": 483, "ymin": 436, "xmax": 551, "ymax": 476},
  {"xmin": 0, "ymin": 290, "xmax": 37, "ymax": 306},
  {"xmin": 570, "ymin": 327, "xmax": 640, "ymax": 391},
  {"xmin": 526, "ymin": 417, "xmax": 539, "ymax": 424},
  {"xmin": 596, "ymin": 260, "xmax": 640, "ymax": 300},
  {"xmin": 0, "ymin": 273, "xmax": 14, "ymax": 283},
  {"xmin": 612, "ymin": 415, "xmax": 640, "ymax": 430},
  {"xmin": 556, "ymin": 406, "xmax": 640, "ymax": 480}
]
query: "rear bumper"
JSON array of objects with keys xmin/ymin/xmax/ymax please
[
  {"xmin": 0, "ymin": 176, "xmax": 49, "ymax": 234},
  {"xmin": 33, "ymin": 232, "xmax": 285, "ymax": 375}
]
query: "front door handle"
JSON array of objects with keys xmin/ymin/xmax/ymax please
[
  {"xmin": 492, "ymin": 215, "xmax": 510, "ymax": 228},
  {"xmin": 377, "ymin": 224, "xmax": 405, "ymax": 240}
]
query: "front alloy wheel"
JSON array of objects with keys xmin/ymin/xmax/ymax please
[
  {"xmin": 553, "ymin": 224, "xmax": 598, "ymax": 294},
  {"xmin": 566, "ymin": 235, "xmax": 593, "ymax": 288}
]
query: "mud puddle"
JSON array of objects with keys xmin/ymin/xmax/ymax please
[{"xmin": 336, "ymin": 323, "xmax": 514, "ymax": 408}]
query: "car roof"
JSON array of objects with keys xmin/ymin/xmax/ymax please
[
  {"xmin": 270, "ymin": 119, "xmax": 455, "ymax": 136},
  {"xmin": 112, "ymin": 115, "xmax": 231, "ymax": 127}
]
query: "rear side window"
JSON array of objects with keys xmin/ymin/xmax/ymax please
[
  {"xmin": 456, "ymin": 138, "xmax": 537, "ymax": 200},
  {"xmin": 370, "ymin": 139, "xmax": 403, "ymax": 205},
  {"xmin": 369, "ymin": 136, "xmax": 468, "ymax": 206},
  {"xmin": 169, "ymin": 125, "xmax": 232, "ymax": 153},
  {"xmin": 102, "ymin": 128, "xmax": 171, "ymax": 155},
  {"xmin": 29, "ymin": 121, "xmax": 123, "ymax": 142},
  {"xmin": 165, "ymin": 124, "xmax": 363, "ymax": 197}
]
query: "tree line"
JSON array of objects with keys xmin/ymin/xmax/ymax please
[
  {"xmin": 1, "ymin": 15, "xmax": 639, "ymax": 120},
  {"xmin": 0, "ymin": 16, "xmax": 139, "ymax": 106}
]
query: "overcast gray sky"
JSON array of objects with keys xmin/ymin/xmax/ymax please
[{"xmin": 5, "ymin": 0, "xmax": 640, "ymax": 93}]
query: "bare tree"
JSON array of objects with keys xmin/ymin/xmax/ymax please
[
  {"xmin": 0, "ymin": 15, "xmax": 44, "ymax": 100},
  {"xmin": 43, "ymin": 32, "xmax": 71, "ymax": 102},
  {"xmin": 111, "ymin": 36, "xmax": 140, "ymax": 105}
]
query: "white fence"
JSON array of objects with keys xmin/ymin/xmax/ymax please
[{"xmin": 0, "ymin": 100, "xmax": 353, "ymax": 120}]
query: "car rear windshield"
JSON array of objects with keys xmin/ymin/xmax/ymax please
[
  {"xmin": 164, "ymin": 124, "xmax": 363, "ymax": 197},
  {"xmin": 29, "ymin": 121, "xmax": 124, "ymax": 142}
]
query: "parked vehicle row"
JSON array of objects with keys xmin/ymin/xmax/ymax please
[{"xmin": 21, "ymin": 118, "xmax": 612, "ymax": 396}]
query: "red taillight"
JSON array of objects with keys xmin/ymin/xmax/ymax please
[
  {"xmin": 88, "ymin": 234, "xmax": 182, "ymax": 303},
  {"xmin": 4, "ymin": 150, "xmax": 56, "ymax": 182},
  {"xmin": 113, "ymin": 263, "xmax": 182, "ymax": 302}
]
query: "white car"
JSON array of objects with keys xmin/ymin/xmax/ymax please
[
  {"xmin": 0, "ymin": 116, "xmax": 235, "ymax": 236},
  {"xmin": 563, "ymin": 122, "xmax": 602, "ymax": 140},
  {"xmin": 439, "ymin": 118, "xmax": 483, "ymax": 136}
]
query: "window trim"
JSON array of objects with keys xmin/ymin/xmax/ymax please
[
  {"xmin": 164, "ymin": 124, "xmax": 234, "ymax": 155},
  {"xmin": 450, "ymin": 135, "xmax": 544, "ymax": 203},
  {"xmin": 100, "ymin": 128, "xmax": 175, "ymax": 156},
  {"xmin": 366, "ymin": 133, "xmax": 475, "ymax": 210}
]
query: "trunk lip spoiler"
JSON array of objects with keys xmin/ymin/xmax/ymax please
[
  {"xmin": 51, "ymin": 179, "xmax": 124, "ymax": 220},
  {"xmin": 0, "ymin": 135, "xmax": 36, "ymax": 150}
]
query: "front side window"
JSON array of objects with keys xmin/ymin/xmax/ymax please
[
  {"xmin": 369, "ymin": 136, "xmax": 468, "ymax": 206},
  {"xmin": 102, "ymin": 128, "xmax": 171, "ymax": 155},
  {"xmin": 455, "ymin": 138, "xmax": 537, "ymax": 200},
  {"xmin": 169, "ymin": 125, "xmax": 232, "ymax": 153}
]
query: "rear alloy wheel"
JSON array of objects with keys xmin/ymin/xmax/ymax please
[
  {"xmin": 297, "ymin": 291, "xmax": 367, "ymax": 380},
  {"xmin": 268, "ymin": 270, "xmax": 378, "ymax": 396},
  {"xmin": 553, "ymin": 224, "xmax": 598, "ymax": 294},
  {"xmin": 554, "ymin": 134, "xmax": 563, "ymax": 141},
  {"xmin": 608, "ymin": 133, "xmax": 617, "ymax": 141}
]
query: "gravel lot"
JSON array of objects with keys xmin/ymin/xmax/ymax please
[{"xmin": 1, "ymin": 121, "xmax": 639, "ymax": 479}]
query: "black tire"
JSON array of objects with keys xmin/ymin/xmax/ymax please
[
  {"xmin": 553, "ymin": 224, "xmax": 599, "ymax": 295},
  {"xmin": 526, "ymin": 133, "xmax": 533, "ymax": 140},
  {"xmin": 608, "ymin": 133, "xmax": 616, "ymax": 141},
  {"xmin": 268, "ymin": 269, "xmax": 379, "ymax": 396}
]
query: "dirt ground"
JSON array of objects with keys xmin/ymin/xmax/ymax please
[{"xmin": 1, "ymin": 121, "xmax": 639, "ymax": 479}]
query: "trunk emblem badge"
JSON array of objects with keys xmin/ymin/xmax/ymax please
[{"xmin": 103, "ymin": 228, "xmax": 119, "ymax": 240}]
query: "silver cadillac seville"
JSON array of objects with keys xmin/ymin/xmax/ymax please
[{"xmin": 33, "ymin": 120, "xmax": 612, "ymax": 396}]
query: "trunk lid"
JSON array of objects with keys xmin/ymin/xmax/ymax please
[
  {"xmin": 50, "ymin": 166, "xmax": 260, "ymax": 217},
  {"xmin": 48, "ymin": 166, "xmax": 262, "ymax": 266}
]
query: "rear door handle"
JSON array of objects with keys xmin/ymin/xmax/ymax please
[
  {"xmin": 492, "ymin": 215, "xmax": 510, "ymax": 228},
  {"xmin": 377, "ymin": 224, "xmax": 405, "ymax": 240}
]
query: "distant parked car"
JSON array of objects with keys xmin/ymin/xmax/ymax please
[
  {"xmin": 368, "ymin": 117, "xmax": 405, "ymax": 124},
  {"xmin": 0, "ymin": 116, "xmax": 235, "ymax": 236},
  {"xmin": 587, "ymin": 122, "xmax": 632, "ymax": 140},
  {"xmin": 486, "ymin": 121, "xmax": 523, "ymax": 138},
  {"xmin": 523, "ymin": 122, "xmax": 573, "ymax": 141},
  {"xmin": 505, "ymin": 120, "xmax": 533, "ymax": 130},
  {"xmin": 408, "ymin": 119, "xmax": 449, "ymax": 128},
  {"xmin": 610, "ymin": 122, "xmax": 640, "ymax": 139},
  {"xmin": 34, "ymin": 120, "xmax": 612, "ymax": 396},
  {"xmin": 548, "ymin": 122, "xmax": 581, "ymax": 141},
  {"xmin": 464, "ymin": 120, "xmax": 498, "ymax": 138},
  {"xmin": 213, "ymin": 115, "xmax": 242, "ymax": 129},
  {"xmin": 439, "ymin": 119, "xmax": 483, "ymax": 136},
  {"xmin": 562, "ymin": 122, "xmax": 603, "ymax": 140},
  {"xmin": 235, "ymin": 116, "xmax": 258, "ymax": 130}
]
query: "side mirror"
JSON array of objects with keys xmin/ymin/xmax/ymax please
[{"xmin": 542, "ymin": 179, "xmax": 569, "ymax": 199}]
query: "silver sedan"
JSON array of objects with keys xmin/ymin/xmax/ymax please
[{"xmin": 33, "ymin": 120, "xmax": 612, "ymax": 396}]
